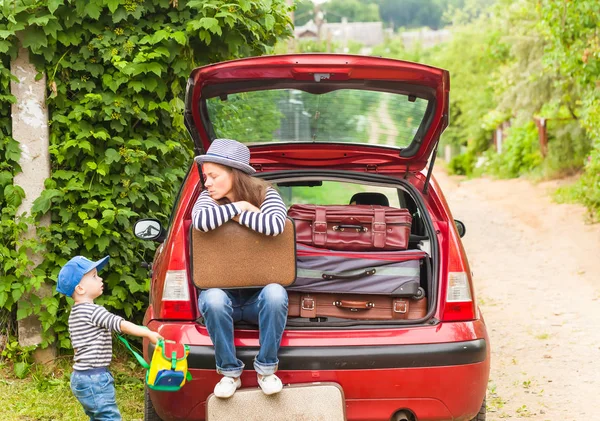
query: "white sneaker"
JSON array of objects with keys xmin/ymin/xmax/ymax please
[
  {"xmin": 213, "ymin": 376, "xmax": 241, "ymax": 398},
  {"xmin": 257, "ymin": 374, "xmax": 283, "ymax": 395}
]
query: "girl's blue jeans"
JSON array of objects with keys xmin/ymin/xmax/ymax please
[
  {"xmin": 198, "ymin": 283, "xmax": 289, "ymax": 378},
  {"xmin": 70, "ymin": 368, "xmax": 121, "ymax": 421}
]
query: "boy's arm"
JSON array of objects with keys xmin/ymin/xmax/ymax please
[
  {"xmin": 120, "ymin": 320, "xmax": 163, "ymax": 345},
  {"xmin": 90, "ymin": 306, "xmax": 163, "ymax": 344}
]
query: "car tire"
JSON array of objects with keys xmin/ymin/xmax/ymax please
[
  {"xmin": 144, "ymin": 387, "xmax": 163, "ymax": 421},
  {"xmin": 470, "ymin": 397, "xmax": 486, "ymax": 421}
]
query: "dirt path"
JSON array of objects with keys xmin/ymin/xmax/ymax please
[
  {"xmin": 368, "ymin": 97, "xmax": 399, "ymax": 145},
  {"xmin": 433, "ymin": 168, "xmax": 600, "ymax": 420}
]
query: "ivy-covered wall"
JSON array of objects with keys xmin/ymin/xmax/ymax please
[{"xmin": 0, "ymin": 0, "xmax": 291, "ymax": 350}]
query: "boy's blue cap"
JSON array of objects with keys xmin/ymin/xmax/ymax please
[{"xmin": 57, "ymin": 256, "xmax": 109, "ymax": 296}]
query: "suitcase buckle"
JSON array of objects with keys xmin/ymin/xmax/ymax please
[
  {"xmin": 393, "ymin": 301, "xmax": 407, "ymax": 314},
  {"xmin": 373, "ymin": 222, "xmax": 386, "ymax": 232},
  {"xmin": 301, "ymin": 298, "xmax": 315, "ymax": 310},
  {"xmin": 313, "ymin": 222, "xmax": 327, "ymax": 233}
]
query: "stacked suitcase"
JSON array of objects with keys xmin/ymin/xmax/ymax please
[{"xmin": 287, "ymin": 204, "xmax": 428, "ymax": 321}]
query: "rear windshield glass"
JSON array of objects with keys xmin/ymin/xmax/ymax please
[{"xmin": 205, "ymin": 89, "xmax": 429, "ymax": 148}]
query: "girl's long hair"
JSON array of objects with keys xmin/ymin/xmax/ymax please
[{"xmin": 216, "ymin": 167, "xmax": 271, "ymax": 208}]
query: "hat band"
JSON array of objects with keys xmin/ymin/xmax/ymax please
[{"xmin": 206, "ymin": 152, "xmax": 244, "ymax": 162}]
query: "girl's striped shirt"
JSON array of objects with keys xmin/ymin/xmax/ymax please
[{"xmin": 191, "ymin": 187, "xmax": 287, "ymax": 236}]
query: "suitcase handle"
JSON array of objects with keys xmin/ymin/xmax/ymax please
[
  {"xmin": 332, "ymin": 224, "xmax": 368, "ymax": 233},
  {"xmin": 334, "ymin": 300, "xmax": 375, "ymax": 310},
  {"xmin": 322, "ymin": 269, "xmax": 376, "ymax": 280}
]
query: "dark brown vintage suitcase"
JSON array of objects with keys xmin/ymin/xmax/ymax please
[
  {"xmin": 288, "ymin": 204, "xmax": 412, "ymax": 251},
  {"xmin": 191, "ymin": 218, "xmax": 296, "ymax": 289},
  {"xmin": 287, "ymin": 292, "xmax": 427, "ymax": 320}
]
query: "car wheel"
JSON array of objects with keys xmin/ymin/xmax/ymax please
[
  {"xmin": 470, "ymin": 397, "xmax": 486, "ymax": 421},
  {"xmin": 144, "ymin": 387, "xmax": 163, "ymax": 421}
]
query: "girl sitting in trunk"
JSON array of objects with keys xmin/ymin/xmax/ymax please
[{"xmin": 191, "ymin": 138, "xmax": 289, "ymax": 399}]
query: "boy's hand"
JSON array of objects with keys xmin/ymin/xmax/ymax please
[{"xmin": 146, "ymin": 330, "xmax": 163, "ymax": 345}]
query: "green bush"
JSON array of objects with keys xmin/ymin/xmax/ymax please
[
  {"xmin": 448, "ymin": 150, "xmax": 476, "ymax": 176},
  {"xmin": 488, "ymin": 121, "xmax": 543, "ymax": 178},
  {"xmin": 536, "ymin": 121, "xmax": 591, "ymax": 179},
  {"xmin": 0, "ymin": 0, "xmax": 292, "ymax": 352},
  {"xmin": 555, "ymin": 140, "xmax": 600, "ymax": 222}
]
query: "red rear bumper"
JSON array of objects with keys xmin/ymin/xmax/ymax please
[{"xmin": 145, "ymin": 320, "xmax": 490, "ymax": 421}]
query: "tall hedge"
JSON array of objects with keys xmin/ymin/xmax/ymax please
[
  {"xmin": 541, "ymin": 0, "xmax": 600, "ymax": 220},
  {"xmin": 0, "ymin": 0, "xmax": 291, "ymax": 350}
]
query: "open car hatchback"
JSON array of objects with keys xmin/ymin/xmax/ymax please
[{"xmin": 135, "ymin": 54, "xmax": 490, "ymax": 421}]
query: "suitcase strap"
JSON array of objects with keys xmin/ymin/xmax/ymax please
[
  {"xmin": 392, "ymin": 298, "xmax": 410, "ymax": 316},
  {"xmin": 311, "ymin": 207, "xmax": 388, "ymax": 248},
  {"xmin": 313, "ymin": 207, "xmax": 328, "ymax": 247},
  {"xmin": 300, "ymin": 295, "xmax": 317, "ymax": 318},
  {"xmin": 372, "ymin": 208, "xmax": 387, "ymax": 248}
]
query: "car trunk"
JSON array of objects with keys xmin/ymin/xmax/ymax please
[
  {"xmin": 190, "ymin": 170, "xmax": 438, "ymax": 328},
  {"xmin": 183, "ymin": 54, "xmax": 448, "ymax": 328}
]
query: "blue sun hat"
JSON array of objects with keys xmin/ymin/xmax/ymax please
[
  {"xmin": 57, "ymin": 255, "xmax": 109, "ymax": 296},
  {"xmin": 194, "ymin": 138, "xmax": 256, "ymax": 174}
]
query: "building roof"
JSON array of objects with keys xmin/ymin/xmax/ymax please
[{"xmin": 294, "ymin": 19, "xmax": 385, "ymax": 47}]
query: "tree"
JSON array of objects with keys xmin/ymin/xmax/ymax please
[
  {"xmin": 541, "ymin": 0, "xmax": 600, "ymax": 219},
  {"xmin": 372, "ymin": 0, "xmax": 443, "ymax": 29},
  {"xmin": 321, "ymin": 0, "xmax": 380, "ymax": 23},
  {"xmin": 293, "ymin": 0, "xmax": 314, "ymax": 26}
]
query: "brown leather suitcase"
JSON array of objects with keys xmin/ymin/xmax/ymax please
[
  {"xmin": 288, "ymin": 204, "xmax": 412, "ymax": 251},
  {"xmin": 287, "ymin": 292, "xmax": 427, "ymax": 320},
  {"xmin": 191, "ymin": 218, "xmax": 296, "ymax": 289}
]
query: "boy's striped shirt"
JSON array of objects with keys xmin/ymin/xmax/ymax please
[
  {"xmin": 191, "ymin": 187, "xmax": 287, "ymax": 236},
  {"xmin": 68, "ymin": 303, "xmax": 123, "ymax": 370}
]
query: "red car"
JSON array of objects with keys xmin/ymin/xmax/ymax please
[{"xmin": 135, "ymin": 54, "xmax": 490, "ymax": 421}]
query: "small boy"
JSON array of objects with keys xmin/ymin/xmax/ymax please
[{"xmin": 57, "ymin": 255, "xmax": 162, "ymax": 421}]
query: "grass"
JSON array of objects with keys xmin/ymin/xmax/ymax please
[
  {"xmin": 554, "ymin": 182, "xmax": 600, "ymax": 224},
  {"xmin": 0, "ymin": 356, "xmax": 145, "ymax": 421},
  {"xmin": 280, "ymin": 181, "xmax": 367, "ymax": 206},
  {"xmin": 486, "ymin": 380, "xmax": 506, "ymax": 413},
  {"xmin": 516, "ymin": 404, "xmax": 533, "ymax": 417}
]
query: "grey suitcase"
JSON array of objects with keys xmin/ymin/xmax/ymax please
[{"xmin": 287, "ymin": 244, "xmax": 426, "ymax": 298}]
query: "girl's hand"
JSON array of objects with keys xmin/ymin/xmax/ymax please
[
  {"xmin": 234, "ymin": 201, "xmax": 261, "ymax": 213},
  {"xmin": 147, "ymin": 330, "xmax": 163, "ymax": 345}
]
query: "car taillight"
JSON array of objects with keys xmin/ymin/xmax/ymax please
[
  {"xmin": 441, "ymin": 232, "xmax": 477, "ymax": 322},
  {"xmin": 160, "ymin": 270, "xmax": 194, "ymax": 319},
  {"xmin": 447, "ymin": 272, "xmax": 472, "ymax": 302}
]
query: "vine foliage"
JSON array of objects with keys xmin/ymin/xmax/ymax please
[{"xmin": 0, "ymin": 0, "xmax": 291, "ymax": 350}]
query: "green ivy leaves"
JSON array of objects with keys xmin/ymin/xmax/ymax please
[{"xmin": 0, "ymin": 0, "xmax": 292, "ymax": 352}]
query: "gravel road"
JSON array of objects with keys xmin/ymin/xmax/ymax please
[{"xmin": 434, "ymin": 169, "xmax": 600, "ymax": 421}]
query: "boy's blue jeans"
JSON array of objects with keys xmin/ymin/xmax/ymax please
[
  {"xmin": 70, "ymin": 368, "xmax": 121, "ymax": 421},
  {"xmin": 198, "ymin": 283, "xmax": 288, "ymax": 378}
]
